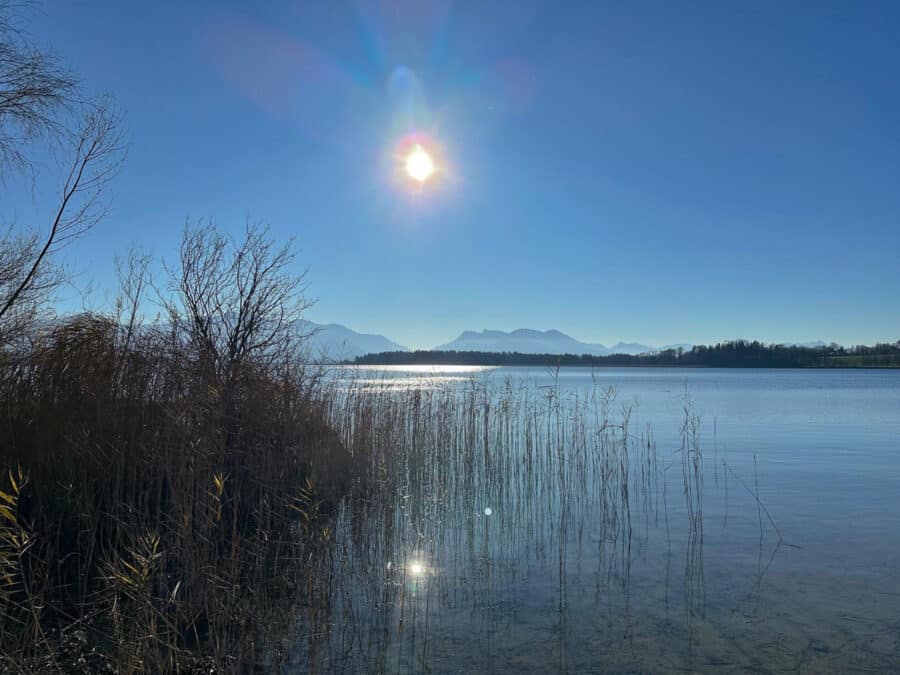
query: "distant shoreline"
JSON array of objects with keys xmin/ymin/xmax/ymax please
[
  {"xmin": 343, "ymin": 362, "xmax": 900, "ymax": 370},
  {"xmin": 347, "ymin": 340, "xmax": 900, "ymax": 369}
]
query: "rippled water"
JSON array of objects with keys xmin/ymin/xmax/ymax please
[{"xmin": 290, "ymin": 367, "xmax": 900, "ymax": 673}]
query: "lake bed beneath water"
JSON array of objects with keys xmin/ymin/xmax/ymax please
[{"xmin": 291, "ymin": 367, "xmax": 900, "ymax": 673}]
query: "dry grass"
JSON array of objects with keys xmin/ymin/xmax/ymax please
[{"xmin": 0, "ymin": 313, "xmax": 355, "ymax": 672}]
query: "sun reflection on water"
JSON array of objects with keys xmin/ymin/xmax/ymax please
[{"xmin": 338, "ymin": 364, "xmax": 498, "ymax": 392}]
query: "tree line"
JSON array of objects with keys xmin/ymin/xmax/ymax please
[{"xmin": 352, "ymin": 339, "xmax": 900, "ymax": 368}]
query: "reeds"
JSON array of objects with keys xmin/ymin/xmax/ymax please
[
  {"xmin": 0, "ymin": 313, "xmax": 353, "ymax": 671},
  {"xmin": 278, "ymin": 374, "xmax": 668, "ymax": 672}
]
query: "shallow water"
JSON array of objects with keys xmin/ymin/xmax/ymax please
[{"xmin": 290, "ymin": 367, "xmax": 900, "ymax": 673}]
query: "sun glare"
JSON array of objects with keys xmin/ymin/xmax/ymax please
[{"xmin": 405, "ymin": 144, "xmax": 435, "ymax": 182}]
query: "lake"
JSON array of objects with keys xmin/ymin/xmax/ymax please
[{"xmin": 290, "ymin": 366, "xmax": 900, "ymax": 673}]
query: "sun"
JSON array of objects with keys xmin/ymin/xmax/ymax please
[{"xmin": 405, "ymin": 144, "xmax": 435, "ymax": 182}]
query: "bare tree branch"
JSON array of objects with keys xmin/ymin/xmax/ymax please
[
  {"xmin": 0, "ymin": 100, "xmax": 124, "ymax": 328},
  {"xmin": 163, "ymin": 219, "xmax": 313, "ymax": 392},
  {"xmin": 0, "ymin": 1, "xmax": 78, "ymax": 178},
  {"xmin": 114, "ymin": 245, "xmax": 151, "ymax": 355},
  {"xmin": 0, "ymin": 4, "xmax": 125, "ymax": 345}
]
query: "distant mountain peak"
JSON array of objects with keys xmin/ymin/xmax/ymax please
[
  {"xmin": 298, "ymin": 320, "xmax": 406, "ymax": 360},
  {"xmin": 436, "ymin": 327, "xmax": 649, "ymax": 356}
]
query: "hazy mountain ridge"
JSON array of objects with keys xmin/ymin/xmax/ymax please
[
  {"xmin": 299, "ymin": 320, "xmax": 407, "ymax": 360},
  {"xmin": 435, "ymin": 328, "xmax": 674, "ymax": 356},
  {"xmin": 437, "ymin": 328, "xmax": 614, "ymax": 355}
]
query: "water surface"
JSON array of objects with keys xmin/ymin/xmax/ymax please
[{"xmin": 292, "ymin": 367, "xmax": 900, "ymax": 673}]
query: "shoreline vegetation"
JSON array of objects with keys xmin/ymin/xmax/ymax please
[
  {"xmin": 350, "ymin": 340, "xmax": 900, "ymax": 369},
  {"xmin": 0, "ymin": 223, "xmax": 365, "ymax": 671}
]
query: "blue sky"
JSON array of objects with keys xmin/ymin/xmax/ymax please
[{"xmin": 10, "ymin": 0, "xmax": 900, "ymax": 348}]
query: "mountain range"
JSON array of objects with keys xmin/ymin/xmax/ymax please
[
  {"xmin": 436, "ymin": 329, "xmax": 650, "ymax": 355},
  {"xmin": 303, "ymin": 323, "xmax": 692, "ymax": 359},
  {"xmin": 435, "ymin": 329, "xmax": 692, "ymax": 356}
]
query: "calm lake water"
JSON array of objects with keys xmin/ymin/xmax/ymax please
[{"xmin": 292, "ymin": 367, "xmax": 900, "ymax": 673}]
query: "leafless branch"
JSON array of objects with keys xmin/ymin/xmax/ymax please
[
  {"xmin": 0, "ymin": 1, "xmax": 78, "ymax": 178},
  {"xmin": 0, "ymin": 99, "xmax": 124, "ymax": 330},
  {"xmin": 163, "ymin": 219, "xmax": 313, "ymax": 391},
  {"xmin": 114, "ymin": 246, "xmax": 152, "ymax": 354}
]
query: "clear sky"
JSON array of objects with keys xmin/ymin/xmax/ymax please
[{"xmin": 12, "ymin": 0, "xmax": 900, "ymax": 348}]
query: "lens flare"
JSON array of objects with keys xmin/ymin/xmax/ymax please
[{"xmin": 405, "ymin": 144, "xmax": 434, "ymax": 182}]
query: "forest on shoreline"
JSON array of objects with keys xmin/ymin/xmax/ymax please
[{"xmin": 351, "ymin": 339, "xmax": 900, "ymax": 368}]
